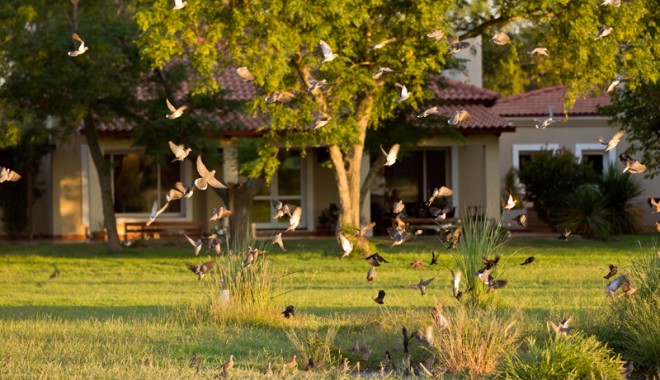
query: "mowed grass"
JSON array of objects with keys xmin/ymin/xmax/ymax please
[{"xmin": 0, "ymin": 233, "xmax": 656, "ymax": 378}]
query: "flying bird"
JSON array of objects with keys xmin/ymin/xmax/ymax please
[
  {"xmin": 0, "ymin": 167, "xmax": 21, "ymax": 183},
  {"xmin": 187, "ymin": 260, "xmax": 216, "ymax": 281},
  {"xmin": 528, "ymin": 47, "xmax": 549, "ymax": 56},
  {"xmin": 649, "ymin": 198, "xmax": 660, "ymax": 213},
  {"xmin": 172, "ymin": 0, "xmax": 187, "ymax": 10},
  {"xmin": 607, "ymin": 275, "xmax": 636, "ymax": 299},
  {"xmin": 355, "ymin": 222, "xmax": 376, "ymax": 239},
  {"xmin": 426, "ymin": 30, "xmax": 445, "ymax": 41},
  {"xmin": 372, "ymin": 67, "xmax": 395, "ymax": 80},
  {"xmin": 282, "ymin": 305, "xmax": 295, "ymax": 318},
  {"xmin": 395, "ymin": 83, "xmax": 411, "ymax": 102},
  {"xmin": 491, "ymin": 32, "xmax": 511, "ymax": 45},
  {"xmin": 369, "ymin": 37, "xmax": 397, "ymax": 50},
  {"xmin": 146, "ymin": 200, "xmax": 169, "ymax": 226},
  {"xmin": 381, "ymin": 144, "xmax": 400, "ymax": 166},
  {"xmin": 598, "ymin": 130, "xmax": 624, "ymax": 152},
  {"xmin": 595, "ymin": 26, "xmax": 613, "ymax": 40},
  {"xmin": 165, "ymin": 98, "xmax": 187, "ymax": 119},
  {"xmin": 549, "ymin": 318, "xmax": 573, "ymax": 337},
  {"xmin": 429, "ymin": 206, "xmax": 451, "ymax": 222},
  {"xmin": 195, "ymin": 155, "xmax": 227, "ymax": 190},
  {"xmin": 338, "ymin": 233, "xmax": 353, "ymax": 259},
  {"xmin": 427, "ymin": 186, "xmax": 453, "ymax": 206},
  {"xmin": 285, "ymin": 206, "xmax": 302, "ymax": 232},
  {"xmin": 448, "ymin": 39, "xmax": 470, "ymax": 54},
  {"xmin": 308, "ymin": 78, "xmax": 329, "ymax": 93},
  {"xmin": 451, "ymin": 270, "xmax": 462, "ymax": 299},
  {"xmin": 603, "ymin": 264, "xmax": 618, "ymax": 280},
  {"xmin": 417, "ymin": 106, "xmax": 441, "ymax": 118},
  {"xmin": 448, "ymin": 110, "xmax": 471, "ymax": 125},
  {"xmin": 481, "ymin": 255, "xmax": 501, "ymax": 271},
  {"xmin": 319, "ymin": 40, "xmax": 338, "ymax": 62},
  {"xmin": 271, "ymin": 199, "xmax": 291, "ymax": 219},
  {"xmin": 599, "ymin": 0, "xmax": 621, "ymax": 6},
  {"xmin": 235, "ymin": 66, "xmax": 255, "ymax": 81},
  {"xmin": 513, "ymin": 213, "xmax": 527, "ymax": 227},
  {"xmin": 272, "ymin": 233, "xmax": 286, "ymax": 251},
  {"xmin": 558, "ymin": 228, "xmax": 571, "ymax": 241},
  {"xmin": 168, "ymin": 141, "xmax": 191, "ymax": 162},
  {"xmin": 429, "ymin": 251, "xmax": 438, "ymax": 266},
  {"xmin": 183, "ymin": 234, "xmax": 204, "ymax": 256},
  {"xmin": 312, "ymin": 112, "xmax": 331, "ymax": 130},
  {"xmin": 209, "ymin": 207, "xmax": 232, "ymax": 221},
  {"xmin": 409, "ymin": 259, "xmax": 424, "ymax": 270},
  {"xmin": 619, "ymin": 153, "xmax": 647, "ymax": 174},
  {"xmin": 366, "ymin": 267, "xmax": 376, "ymax": 281},
  {"xmin": 392, "ymin": 200, "xmax": 405, "ymax": 214},
  {"xmin": 68, "ymin": 33, "xmax": 89, "ymax": 57},
  {"xmin": 606, "ymin": 77, "xmax": 625, "ymax": 93},
  {"xmin": 167, "ymin": 181, "xmax": 194, "ymax": 201},
  {"xmin": 373, "ymin": 290, "xmax": 386, "ymax": 304},
  {"xmin": 264, "ymin": 91, "xmax": 295, "ymax": 104},
  {"xmin": 503, "ymin": 193, "xmax": 517, "ymax": 210},
  {"xmin": 535, "ymin": 117, "xmax": 556, "ymax": 129},
  {"xmin": 388, "ymin": 227, "xmax": 408, "ymax": 247},
  {"xmin": 405, "ymin": 277, "xmax": 435, "ymax": 295},
  {"xmin": 520, "ymin": 256, "xmax": 535, "ymax": 266},
  {"xmin": 444, "ymin": 227, "xmax": 462, "ymax": 249},
  {"xmin": 365, "ymin": 253, "xmax": 390, "ymax": 267}
]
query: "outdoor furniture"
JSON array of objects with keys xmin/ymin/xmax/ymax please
[{"xmin": 123, "ymin": 221, "xmax": 203, "ymax": 241}]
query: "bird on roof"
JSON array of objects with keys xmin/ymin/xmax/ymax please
[
  {"xmin": 265, "ymin": 91, "xmax": 296, "ymax": 104},
  {"xmin": 0, "ymin": 167, "xmax": 21, "ymax": 183},
  {"xmin": 381, "ymin": 144, "xmax": 400, "ymax": 166},
  {"xmin": 282, "ymin": 305, "xmax": 295, "ymax": 318},
  {"xmin": 520, "ymin": 256, "xmax": 535, "ymax": 266},
  {"xmin": 389, "ymin": 227, "xmax": 408, "ymax": 247},
  {"xmin": 286, "ymin": 206, "xmax": 302, "ymax": 232},
  {"xmin": 409, "ymin": 259, "xmax": 424, "ymax": 270},
  {"xmin": 429, "ymin": 250, "xmax": 439, "ymax": 266},
  {"xmin": 649, "ymin": 198, "xmax": 660, "ymax": 213},
  {"xmin": 367, "ymin": 266, "xmax": 376, "ymax": 281},
  {"xmin": 338, "ymin": 233, "xmax": 353, "ymax": 259},
  {"xmin": 598, "ymin": 130, "xmax": 624, "ymax": 152},
  {"xmin": 319, "ymin": 40, "xmax": 338, "ymax": 62},
  {"xmin": 558, "ymin": 228, "xmax": 571, "ymax": 241},
  {"xmin": 365, "ymin": 253, "xmax": 389, "ymax": 267},
  {"xmin": 370, "ymin": 37, "xmax": 397, "ymax": 50},
  {"xmin": 491, "ymin": 32, "xmax": 511, "ymax": 45},
  {"xmin": 355, "ymin": 222, "xmax": 376, "ymax": 239},
  {"xmin": 426, "ymin": 29, "xmax": 445, "ymax": 41},
  {"xmin": 187, "ymin": 260, "xmax": 215, "ymax": 281},
  {"xmin": 451, "ymin": 269, "xmax": 462, "ymax": 299},
  {"xmin": 272, "ymin": 232, "xmax": 286, "ymax": 251},
  {"xmin": 535, "ymin": 117, "xmax": 556, "ymax": 129},
  {"xmin": 172, "ymin": 0, "xmax": 187, "ymax": 10},
  {"xmin": 549, "ymin": 318, "xmax": 573, "ymax": 337},
  {"xmin": 392, "ymin": 200, "xmax": 405, "ymax": 214},
  {"xmin": 619, "ymin": 153, "xmax": 647, "ymax": 174},
  {"xmin": 373, "ymin": 290, "xmax": 386, "ymax": 304},
  {"xmin": 312, "ymin": 112, "xmax": 331, "ymax": 130},
  {"xmin": 165, "ymin": 98, "xmax": 187, "ymax": 119},
  {"xmin": 448, "ymin": 110, "xmax": 471, "ymax": 125},
  {"xmin": 195, "ymin": 155, "xmax": 227, "ymax": 190},
  {"xmin": 528, "ymin": 47, "xmax": 549, "ymax": 56},
  {"xmin": 235, "ymin": 66, "xmax": 255, "ymax": 81},
  {"xmin": 595, "ymin": 26, "xmax": 613, "ymax": 40},
  {"xmin": 405, "ymin": 277, "xmax": 435, "ymax": 295},
  {"xmin": 427, "ymin": 186, "xmax": 453, "ymax": 206},
  {"xmin": 513, "ymin": 213, "xmax": 527, "ymax": 227},
  {"xmin": 417, "ymin": 106, "xmax": 441, "ymax": 118},
  {"xmin": 607, "ymin": 275, "xmax": 636, "ymax": 299},
  {"xmin": 183, "ymin": 234, "xmax": 204, "ymax": 256},
  {"xmin": 372, "ymin": 67, "xmax": 395, "ymax": 80},
  {"xmin": 395, "ymin": 83, "xmax": 411, "ymax": 102},
  {"xmin": 209, "ymin": 207, "xmax": 232, "ymax": 222},
  {"xmin": 146, "ymin": 200, "xmax": 169, "ymax": 226},
  {"xmin": 168, "ymin": 141, "xmax": 191, "ymax": 162},
  {"xmin": 68, "ymin": 33, "xmax": 89, "ymax": 57},
  {"xmin": 503, "ymin": 193, "xmax": 517, "ymax": 210},
  {"xmin": 603, "ymin": 264, "xmax": 618, "ymax": 280}
]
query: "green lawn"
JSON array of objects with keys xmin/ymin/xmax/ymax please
[{"xmin": 0, "ymin": 234, "xmax": 656, "ymax": 378}]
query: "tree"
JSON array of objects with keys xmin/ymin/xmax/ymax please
[
  {"xmin": 0, "ymin": 0, "xmax": 153, "ymax": 250},
  {"xmin": 133, "ymin": 0, "xmax": 658, "ymax": 228}
]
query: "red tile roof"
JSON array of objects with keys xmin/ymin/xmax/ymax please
[
  {"xmin": 416, "ymin": 104, "xmax": 514, "ymax": 133},
  {"xmin": 427, "ymin": 76, "xmax": 500, "ymax": 105},
  {"xmin": 493, "ymin": 85, "xmax": 611, "ymax": 117}
]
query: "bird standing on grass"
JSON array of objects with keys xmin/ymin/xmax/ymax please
[
  {"xmin": 374, "ymin": 290, "xmax": 386, "ymax": 304},
  {"xmin": 282, "ymin": 305, "xmax": 295, "ymax": 318}
]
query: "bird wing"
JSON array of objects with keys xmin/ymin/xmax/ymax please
[
  {"xmin": 338, "ymin": 233, "xmax": 353, "ymax": 253},
  {"xmin": 451, "ymin": 270, "xmax": 462, "ymax": 294},
  {"xmin": 288, "ymin": 207, "xmax": 302, "ymax": 229},
  {"xmin": 183, "ymin": 234, "xmax": 198, "ymax": 248},
  {"xmin": 196, "ymin": 155, "xmax": 212, "ymax": 177},
  {"xmin": 319, "ymin": 40, "xmax": 333, "ymax": 57},
  {"xmin": 388, "ymin": 144, "xmax": 400, "ymax": 160},
  {"xmin": 166, "ymin": 98, "xmax": 177, "ymax": 113},
  {"xmin": 420, "ymin": 277, "xmax": 435, "ymax": 287},
  {"xmin": 271, "ymin": 198, "xmax": 282, "ymax": 211},
  {"xmin": 236, "ymin": 66, "xmax": 255, "ymax": 81},
  {"xmin": 72, "ymin": 33, "xmax": 84, "ymax": 49},
  {"xmin": 201, "ymin": 261, "xmax": 216, "ymax": 273}
]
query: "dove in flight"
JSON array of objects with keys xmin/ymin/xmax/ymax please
[
  {"xmin": 68, "ymin": 33, "xmax": 89, "ymax": 57},
  {"xmin": 146, "ymin": 200, "xmax": 169, "ymax": 226},
  {"xmin": 194, "ymin": 155, "xmax": 227, "ymax": 190},
  {"xmin": 319, "ymin": 40, "xmax": 338, "ymax": 62},
  {"xmin": 236, "ymin": 66, "xmax": 255, "ymax": 81},
  {"xmin": 381, "ymin": 144, "xmax": 400, "ymax": 166}
]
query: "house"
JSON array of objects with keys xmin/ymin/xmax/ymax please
[{"xmin": 494, "ymin": 86, "xmax": 660, "ymax": 229}]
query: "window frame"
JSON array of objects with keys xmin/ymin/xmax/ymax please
[{"xmin": 575, "ymin": 143, "xmax": 616, "ymax": 175}]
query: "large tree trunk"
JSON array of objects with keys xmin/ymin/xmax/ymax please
[
  {"xmin": 83, "ymin": 114, "xmax": 122, "ymax": 252},
  {"xmin": 214, "ymin": 178, "xmax": 264, "ymax": 247}
]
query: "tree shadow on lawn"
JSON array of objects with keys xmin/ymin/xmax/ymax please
[{"xmin": 0, "ymin": 305, "xmax": 175, "ymax": 321}]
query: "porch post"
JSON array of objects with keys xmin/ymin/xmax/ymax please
[{"xmin": 484, "ymin": 138, "xmax": 501, "ymax": 220}]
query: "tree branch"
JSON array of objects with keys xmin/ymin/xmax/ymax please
[
  {"xmin": 458, "ymin": 15, "xmax": 522, "ymax": 40},
  {"xmin": 359, "ymin": 153, "xmax": 386, "ymax": 211}
]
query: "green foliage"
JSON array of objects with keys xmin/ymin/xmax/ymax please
[
  {"xmin": 284, "ymin": 326, "xmax": 341, "ymax": 370},
  {"xmin": 600, "ymin": 165, "xmax": 643, "ymax": 234},
  {"xmin": 502, "ymin": 332, "xmax": 624, "ymax": 379},
  {"xmin": 518, "ymin": 148, "xmax": 599, "ymax": 228},
  {"xmin": 600, "ymin": 81, "xmax": 660, "ymax": 178},
  {"xmin": 557, "ymin": 184, "xmax": 612, "ymax": 240},
  {"xmin": 430, "ymin": 306, "xmax": 520, "ymax": 377}
]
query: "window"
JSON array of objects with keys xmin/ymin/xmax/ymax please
[
  {"xmin": 252, "ymin": 151, "xmax": 306, "ymax": 228},
  {"xmin": 575, "ymin": 143, "xmax": 616, "ymax": 175},
  {"xmin": 512, "ymin": 144, "xmax": 560, "ymax": 172},
  {"xmin": 105, "ymin": 153, "xmax": 182, "ymax": 214}
]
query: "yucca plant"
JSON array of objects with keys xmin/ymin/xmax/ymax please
[
  {"xmin": 600, "ymin": 165, "xmax": 643, "ymax": 234},
  {"xmin": 502, "ymin": 331, "xmax": 624, "ymax": 379},
  {"xmin": 557, "ymin": 184, "xmax": 612, "ymax": 240},
  {"xmin": 450, "ymin": 213, "xmax": 510, "ymax": 306},
  {"xmin": 429, "ymin": 306, "xmax": 520, "ymax": 378}
]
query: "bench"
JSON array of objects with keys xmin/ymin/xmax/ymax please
[
  {"xmin": 124, "ymin": 221, "xmax": 204, "ymax": 241},
  {"xmin": 393, "ymin": 217, "xmax": 459, "ymax": 232}
]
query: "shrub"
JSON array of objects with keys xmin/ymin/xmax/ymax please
[
  {"xmin": 429, "ymin": 306, "xmax": 520, "ymax": 377},
  {"xmin": 557, "ymin": 184, "xmax": 612, "ymax": 240},
  {"xmin": 518, "ymin": 149, "xmax": 598, "ymax": 228},
  {"xmin": 600, "ymin": 165, "xmax": 643, "ymax": 234},
  {"xmin": 502, "ymin": 332, "xmax": 624, "ymax": 379}
]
